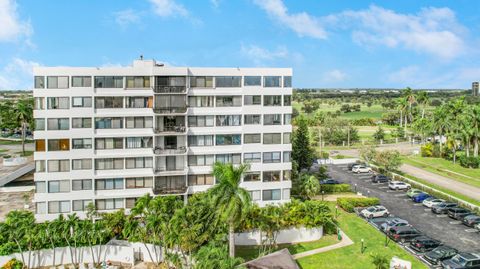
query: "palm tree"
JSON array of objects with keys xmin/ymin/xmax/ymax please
[
  {"xmin": 416, "ymin": 91, "xmax": 429, "ymax": 119},
  {"xmin": 11, "ymin": 98, "xmax": 34, "ymax": 156},
  {"xmin": 471, "ymin": 105, "xmax": 480, "ymax": 157},
  {"xmin": 300, "ymin": 174, "xmax": 320, "ymax": 200},
  {"xmin": 432, "ymin": 107, "xmax": 448, "ymax": 154},
  {"xmin": 210, "ymin": 162, "xmax": 251, "ymax": 258}
]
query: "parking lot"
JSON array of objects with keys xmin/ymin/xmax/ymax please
[{"xmin": 328, "ymin": 164, "xmax": 480, "ymax": 252}]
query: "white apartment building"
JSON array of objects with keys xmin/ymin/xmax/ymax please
[{"xmin": 33, "ymin": 59, "xmax": 292, "ymax": 221}]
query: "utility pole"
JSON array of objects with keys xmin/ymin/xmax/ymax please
[
  {"xmin": 319, "ymin": 128, "xmax": 322, "ymax": 157},
  {"xmin": 347, "ymin": 125, "xmax": 351, "ymax": 148}
]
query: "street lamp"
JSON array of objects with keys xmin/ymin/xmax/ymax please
[
  {"xmin": 354, "ymin": 183, "xmax": 357, "ymax": 192},
  {"xmin": 321, "ymin": 191, "xmax": 325, "ymax": 201},
  {"xmin": 335, "ymin": 205, "xmax": 338, "ymax": 218},
  {"xmin": 361, "ymin": 239, "xmax": 365, "ymax": 254}
]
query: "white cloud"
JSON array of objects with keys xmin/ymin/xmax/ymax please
[
  {"xmin": 210, "ymin": 0, "xmax": 220, "ymax": 8},
  {"xmin": 149, "ymin": 0, "xmax": 188, "ymax": 18},
  {"xmin": 322, "ymin": 69, "xmax": 347, "ymax": 82},
  {"xmin": 253, "ymin": 0, "xmax": 327, "ymax": 39},
  {"xmin": 0, "ymin": 0, "xmax": 32, "ymax": 42},
  {"xmin": 0, "ymin": 58, "xmax": 40, "ymax": 90},
  {"xmin": 114, "ymin": 9, "xmax": 141, "ymax": 26},
  {"xmin": 241, "ymin": 44, "xmax": 301, "ymax": 66}
]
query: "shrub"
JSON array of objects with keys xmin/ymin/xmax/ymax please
[
  {"xmin": 459, "ymin": 156, "xmax": 480, "ymax": 168},
  {"xmin": 1, "ymin": 259, "xmax": 23, "ymax": 269},
  {"xmin": 421, "ymin": 143, "xmax": 434, "ymax": 157},
  {"xmin": 320, "ymin": 184, "xmax": 351, "ymax": 193},
  {"xmin": 337, "ymin": 197, "xmax": 380, "ymax": 213},
  {"xmin": 351, "ymin": 118, "xmax": 376, "ymax": 126}
]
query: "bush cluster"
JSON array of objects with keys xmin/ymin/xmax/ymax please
[
  {"xmin": 337, "ymin": 197, "xmax": 380, "ymax": 213},
  {"xmin": 459, "ymin": 156, "xmax": 480, "ymax": 168},
  {"xmin": 1, "ymin": 259, "xmax": 23, "ymax": 269},
  {"xmin": 350, "ymin": 118, "xmax": 376, "ymax": 126},
  {"xmin": 320, "ymin": 184, "xmax": 351, "ymax": 193}
]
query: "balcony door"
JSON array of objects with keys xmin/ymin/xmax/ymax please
[{"xmin": 166, "ymin": 156, "xmax": 176, "ymax": 171}]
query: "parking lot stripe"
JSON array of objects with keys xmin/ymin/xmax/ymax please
[
  {"xmin": 465, "ymin": 229, "xmax": 478, "ymax": 233},
  {"xmin": 436, "ymin": 215, "xmax": 448, "ymax": 218},
  {"xmin": 424, "ymin": 209, "xmax": 431, "ymax": 212},
  {"xmin": 386, "ymin": 190, "xmax": 396, "ymax": 193},
  {"xmin": 449, "ymin": 221, "xmax": 461, "ymax": 225},
  {"xmin": 394, "ymin": 194, "xmax": 405, "ymax": 197},
  {"xmin": 379, "ymin": 186, "xmax": 389, "ymax": 189},
  {"xmin": 412, "ymin": 203, "xmax": 423, "ymax": 206},
  {"xmin": 403, "ymin": 199, "xmax": 411, "ymax": 202}
]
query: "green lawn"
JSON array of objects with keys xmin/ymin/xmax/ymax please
[
  {"xmin": 0, "ymin": 140, "xmax": 31, "ymax": 145},
  {"xmin": 236, "ymin": 234, "xmax": 339, "ymax": 261},
  {"xmin": 403, "ymin": 156, "xmax": 480, "ymax": 189},
  {"xmin": 14, "ymin": 150, "xmax": 33, "ymax": 156},
  {"xmin": 296, "ymin": 204, "xmax": 428, "ymax": 269},
  {"xmin": 294, "ymin": 102, "xmax": 385, "ymax": 120}
]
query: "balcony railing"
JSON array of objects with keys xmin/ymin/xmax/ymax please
[
  {"xmin": 152, "ymin": 186, "xmax": 187, "ymax": 195},
  {"xmin": 154, "ymin": 126, "xmax": 186, "ymax": 134},
  {"xmin": 154, "ymin": 167, "xmax": 187, "ymax": 173},
  {"xmin": 153, "ymin": 86, "xmax": 187, "ymax": 94},
  {"xmin": 153, "ymin": 107, "xmax": 187, "ymax": 114},
  {"xmin": 153, "ymin": 146, "xmax": 187, "ymax": 155}
]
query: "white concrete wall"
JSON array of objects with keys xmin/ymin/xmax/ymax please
[{"xmin": 234, "ymin": 226, "xmax": 323, "ymax": 246}]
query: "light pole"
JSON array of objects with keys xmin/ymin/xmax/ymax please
[
  {"xmin": 321, "ymin": 191, "xmax": 325, "ymax": 201},
  {"xmin": 335, "ymin": 205, "xmax": 338, "ymax": 218},
  {"xmin": 354, "ymin": 183, "xmax": 357, "ymax": 193},
  {"xmin": 361, "ymin": 239, "xmax": 365, "ymax": 254}
]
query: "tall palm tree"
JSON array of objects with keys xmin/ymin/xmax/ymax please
[
  {"xmin": 402, "ymin": 87, "xmax": 416, "ymax": 135},
  {"xmin": 300, "ymin": 174, "xmax": 320, "ymax": 200},
  {"xmin": 432, "ymin": 107, "xmax": 448, "ymax": 154},
  {"xmin": 416, "ymin": 91, "xmax": 429, "ymax": 119},
  {"xmin": 471, "ymin": 105, "xmax": 480, "ymax": 157},
  {"xmin": 210, "ymin": 162, "xmax": 251, "ymax": 258},
  {"xmin": 11, "ymin": 98, "xmax": 34, "ymax": 156}
]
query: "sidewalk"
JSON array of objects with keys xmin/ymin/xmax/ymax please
[{"xmin": 292, "ymin": 231, "xmax": 354, "ymax": 259}]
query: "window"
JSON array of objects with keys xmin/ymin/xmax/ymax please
[
  {"xmin": 244, "ymin": 115, "xmax": 261, "ymax": 125},
  {"xmin": 72, "ymin": 138, "xmax": 92, "ymax": 149},
  {"xmin": 190, "ymin": 76, "xmax": 213, "ymax": 88},
  {"xmin": 244, "ymin": 76, "xmax": 261, "ymax": 86},
  {"xmin": 96, "ymin": 198, "xmax": 124, "ymax": 210},
  {"xmin": 35, "ymin": 139, "xmax": 46, "ymax": 152},
  {"xmin": 216, "ymin": 134, "xmax": 241, "ymax": 145},
  {"xmin": 95, "ymin": 117, "xmax": 123, "ymax": 129},
  {"xmin": 263, "ymin": 171, "xmax": 281, "ymax": 182},
  {"xmin": 126, "ymin": 97, "xmax": 153, "ymax": 108},
  {"xmin": 216, "ymin": 154, "xmax": 241, "ymax": 164},
  {"xmin": 126, "ymin": 76, "xmax": 150, "ymax": 88},
  {"xmin": 156, "ymin": 76, "xmax": 186, "ymax": 86},
  {"xmin": 188, "ymin": 116, "xmax": 214, "ymax": 127},
  {"xmin": 72, "ymin": 179, "xmax": 92, "ymax": 191},
  {"xmin": 126, "ymin": 177, "xmax": 153, "ymax": 189},
  {"xmin": 264, "ymin": 114, "xmax": 282, "ymax": 125},
  {"xmin": 125, "ymin": 157, "xmax": 153, "ymax": 169},
  {"xmin": 283, "ymin": 133, "xmax": 291, "ymax": 144},
  {"xmin": 47, "ymin": 76, "xmax": 69, "ymax": 89},
  {"xmin": 95, "ymin": 97, "xmax": 123, "ymax": 108},
  {"xmin": 249, "ymin": 190, "xmax": 261, "ymax": 201},
  {"xmin": 47, "ymin": 118, "xmax": 69, "ymax": 130},
  {"xmin": 283, "ymin": 151, "xmax": 291, "ymax": 162},
  {"xmin": 94, "ymin": 76, "xmax": 123, "ymax": 88},
  {"xmin": 263, "ymin": 152, "xmax": 281, "ymax": 163},
  {"xmin": 244, "ymin": 95, "xmax": 261, "ymax": 105},
  {"xmin": 95, "ymin": 158, "xmax": 124, "ymax": 170},
  {"xmin": 36, "ymin": 202, "xmax": 46, "ymax": 214},
  {"xmin": 283, "ymin": 170, "xmax": 292, "ymax": 181},
  {"xmin": 284, "ymin": 114, "xmax": 292, "ymax": 125},
  {"xmin": 188, "ymin": 96, "xmax": 214, "ymax": 107},
  {"xmin": 73, "ymin": 200, "xmax": 92, "ymax": 211},
  {"xmin": 35, "ymin": 76, "xmax": 45, "ymax": 89},
  {"xmin": 283, "ymin": 76, "xmax": 292, "ymax": 87},
  {"xmin": 48, "ymin": 139, "xmax": 70, "ymax": 151},
  {"xmin": 264, "ymin": 76, "xmax": 281, "ymax": 87},
  {"xmin": 72, "ymin": 118, "xmax": 92, "ymax": 128},
  {"xmin": 125, "ymin": 137, "xmax": 152, "ymax": 149},
  {"xmin": 283, "ymin": 95, "xmax": 292, "ymax": 106},
  {"xmin": 48, "ymin": 201, "xmax": 71, "ymax": 213},
  {"xmin": 188, "ymin": 155, "xmax": 214, "ymax": 166},
  {"xmin": 283, "ymin": 189, "xmax": 291, "ymax": 200},
  {"xmin": 72, "ymin": 76, "xmax": 92, "ymax": 87},
  {"xmin": 34, "ymin": 97, "xmax": 44, "ymax": 110},
  {"xmin": 244, "ymin": 152, "xmax": 261, "ymax": 163},
  {"xmin": 216, "ymin": 96, "xmax": 242, "ymax": 107},
  {"xmin": 72, "ymin": 97, "xmax": 92, "ymax": 107},
  {"xmin": 216, "ymin": 115, "xmax": 241, "ymax": 126},
  {"xmin": 36, "ymin": 160, "xmax": 46, "ymax": 172},
  {"xmin": 188, "ymin": 135, "xmax": 214, "ymax": 146},
  {"xmin": 35, "ymin": 119, "xmax": 45, "ymax": 131},
  {"xmin": 126, "ymin": 198, "xmax": 138, "ymax": 209},
  {"xmin": 72, "ymin": 159, "xmax": 92, "ymax": 170},
  {"xmin": 48, "ymin": 159, "xmax": 70, "ymax": 172},
  {"xmin": 190, "ymin": 77, "xmax": 213, "ymax": 88},
  {"xmin": 48, "ymin": 180, "xmax": 70, "ymax": 193},
  {"xmin": 263, "ymin": 133, "xmax": 281, "ymax": 144},
  {"xmin": 125, "ymin": 117, "xmax": 153, "ymax": 128},
  {"xmin": 263, "ymin": 189, "xmax": 281, "ymax": 201},
  {"xmin": 188, "ymin": 174, "xmax": 214, "ymax": 186},
  {"xmin": 215, "ymin": 76, "xmax": 241, "ymax": 87},
  {"xmin": 244, "ymin": 133, "xmax": 261, "ymax": 144},
  {"xmin": 244, "ymin": 172, "xmax": 261, "ymax": 182},
  {"xmin": 47, "ymin": 97, "xmax": 69, "ymax": 109},
  {"xmin": 96, "ymin": 178, "xmax": 124, "ymax": 190},
  {"xmin": 264, "ymin": 95, "xmax": 282, "ymax": 106},
  {"xmin": 35, "ymin": 181, "xmax": 46, "ymax": 193}
]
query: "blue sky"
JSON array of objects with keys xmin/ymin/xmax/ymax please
[{"xmin": 1, "ymin": 0, "xmax": 480, "ymax": 90}]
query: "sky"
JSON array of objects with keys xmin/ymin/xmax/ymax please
[{"xmin": 1, "ymin": 0, "xmax": 480, "ymax": 90}]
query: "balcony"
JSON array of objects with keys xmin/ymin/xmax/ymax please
[
  {"xmin": 153, "ymin": 146, "xmax": 187, "ymax": 155},
  {"xmin": 153, "ymin": 107, "xmax": 187, "ymax": 114},
  {"xmin": 153, "ymin": 86, "xmax": 187, "ymax": 94},
  {"xmin": 154, "ymin": 125, "xmax": 186, "ymax": 134},
  {"xmin": 153, "ymin": 176, "xmax": 187, "ymax": 195}
]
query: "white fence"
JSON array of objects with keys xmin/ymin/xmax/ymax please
[
  {"xmin": 234, "ymin": 226, "xmax": 323, "ymax": 246},
  {"xmin": 318, "ymin": 158, "xmax": 358, "ymax": 165}
]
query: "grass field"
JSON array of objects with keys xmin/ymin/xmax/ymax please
[
  {"xmin": 0, "ymin": 140, "xmax": 30, "ymax": 145},
  {"xmin": 14, "ymin": 150, "xmax": 33, "ymax": 156},
  {"xmin": 296, "ymin": 204, "xmax": 428, "ymax": 269},
  {"xmin": 294, "ymin": 102, "xmax": 385, "ymax": 120}
]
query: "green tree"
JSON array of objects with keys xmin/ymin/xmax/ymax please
[
  {"xmin": 300, "ymin": 174, "xmax": 320, "ymax": 200},
  {"xmin": 372, "ymin": 126, "xmax": 386, "ymax": 142},
  {"xmin": 0, "ymin": 98, "xmax": 34, "ymax": 155},
  {"xmin": 416, "ymin": 91, "xmax": 429, "ymax": 119},
  {"xmin": 371, "ymin": 253, "xmax": 389, "ymax": 269},
  {"xmin": 292, "ymin": 115, "xmax": 314, "ymax": 171},
  {"xmin": 193, "ymin": 242, "xmax": 244, "ymax": 269},
  {"xmin": 374, "ymin": 150, "xmax": 402, "ymax": 172},
  {"xmin": 359, "ymin": 146, "xmax": 376, "ymax": 165}
]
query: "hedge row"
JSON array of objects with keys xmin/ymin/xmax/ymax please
[
  {"xmin": 337, "ymin": 197, "xmax": 380, "ymax": 213},
  {"xmin": 320, "ymin": 184, "xmax": 352, "ymax": 193}
]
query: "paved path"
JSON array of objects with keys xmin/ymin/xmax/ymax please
[
  {"xmin": 292, "ymin": 231, "xmax": 353, "ymax": 259},
  {"xmin": 399, "ymin": 164, "xmax": 480, "ymax": 201}
]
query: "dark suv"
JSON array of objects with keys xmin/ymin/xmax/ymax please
[
  {"xmin": 463, "ymin": 215, "xmax": 480, "ymax": 227},
  {"xmin": 423, "ymin": 245, "xmax": 458, "ymax": 266},
  {"xmin": 409, "ymin": 236, "xmax": 442, "ymax": 252},
  {"xmin": 388, "ymin": 226, "xmax": 421, "ymax": 243},
  {"xmin": 441, "ymin": 252, "xmax": 480, "ymax": 269},
  {"xmin": 372, "ymin": 174, "xmax": 389, "ymax": 183},
  {"xmin": 447, "ymin": 207, "xmax": 472, "ymax": 220},
  {"xmin": 431, "ymin": 202, "xmax": 457, "ymax": 214}
]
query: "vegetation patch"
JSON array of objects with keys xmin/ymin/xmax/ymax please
[
  {"xmin": 336, "ymin": 197, "xmax": 380, "ymax": 213},
  {"xmin": 320, "ymin": 184, "xmax": 352, "ymax": 193}
]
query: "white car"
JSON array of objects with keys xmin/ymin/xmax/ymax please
[
  {"xmin": 388, "ymin": 181, "xmax": 411, "ymax": 190},
  {"xmin": 360, "ymin": 205, "xmax": 389, "ymax": 219},
  {"xmin": 422, "ymin": 198, "xmax": 445, "ymax": 208},
  {"xmin": 352, "ymin": 165, "xmax": 372, "ymax": 173}
]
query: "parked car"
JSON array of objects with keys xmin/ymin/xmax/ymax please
[
  {"xmin": 320, "ymin": 179, "xmax": 340, "ymax": 185},
  {"xmin": 348, "ymin": 163, "xmax": 365, "ymax": 170},
  {"xmin": 372, "ymin": 174, "xmax": 389, "ymax": 183},
  {"xmin": 380, "ymin": 218, "xmax": 409, "ymax": 232},
  {"xmin": 406, "ymin": 188, "xmax": 423, "ymax": 198},
  {"xmin": 412, "ymin": 192, "xmax": 431, "ymax": 203},
  {"xmin": 409, "ymin": 236, "xmax": 442, "ymax": 253},
  {"xmin": 432, "ymin": 202, "xmax": 458, "ymax": 214},
  {"xmin": 423, "ymin": 245, "xmax": 458, "ymax": 266},
  {"xmin": 388, "ymin": 226, "xmax": 422, "ymax": 243},
  {"xmin": 388, "ymin": 181, "xmax": 411, "ymax": 190},
  {"xmin": 447, "ymin": 207, "xmax": 473, "ymax": 220},
  {"xmin": 422, "ymin": 197, "xmax": 445, "ymax": 208},
  {"xmin": 352, "ymin": 165, "xmax": 372, "ymax": 173},
  {"xmin": 360, "ymin": 205, "xmax": 389, "ymax": 219},
  {"xmin": 462, "ymin": 215, "xmax": 480, "ymax": 227},
  {"xmin": 441, "ymin": 252, "xmax": 480, "ymax": 269},
  {"xmin": 475, "ymin": 223, "xmax": 480, "ymax": 232}
]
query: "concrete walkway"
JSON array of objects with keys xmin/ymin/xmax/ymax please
[
  {"xmin": 400, "ymin": 164, "xmax": 480, "ymax": 201},
  {"xmin": 292, "ymin": 231, "xmax": 354, "ymax": 259}
]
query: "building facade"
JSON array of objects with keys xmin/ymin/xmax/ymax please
[
  {"xmin": 472, "ymin": 82, "xmax": 479, "ymax": 97},
  {"xmin": 33, "ymin": 59, "xmax": 292, "ymax": 221}
]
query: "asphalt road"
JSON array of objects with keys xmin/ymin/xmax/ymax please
[{"xmin": 327, "ymin": 164, "xmax": 480, "ymax": 252}]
